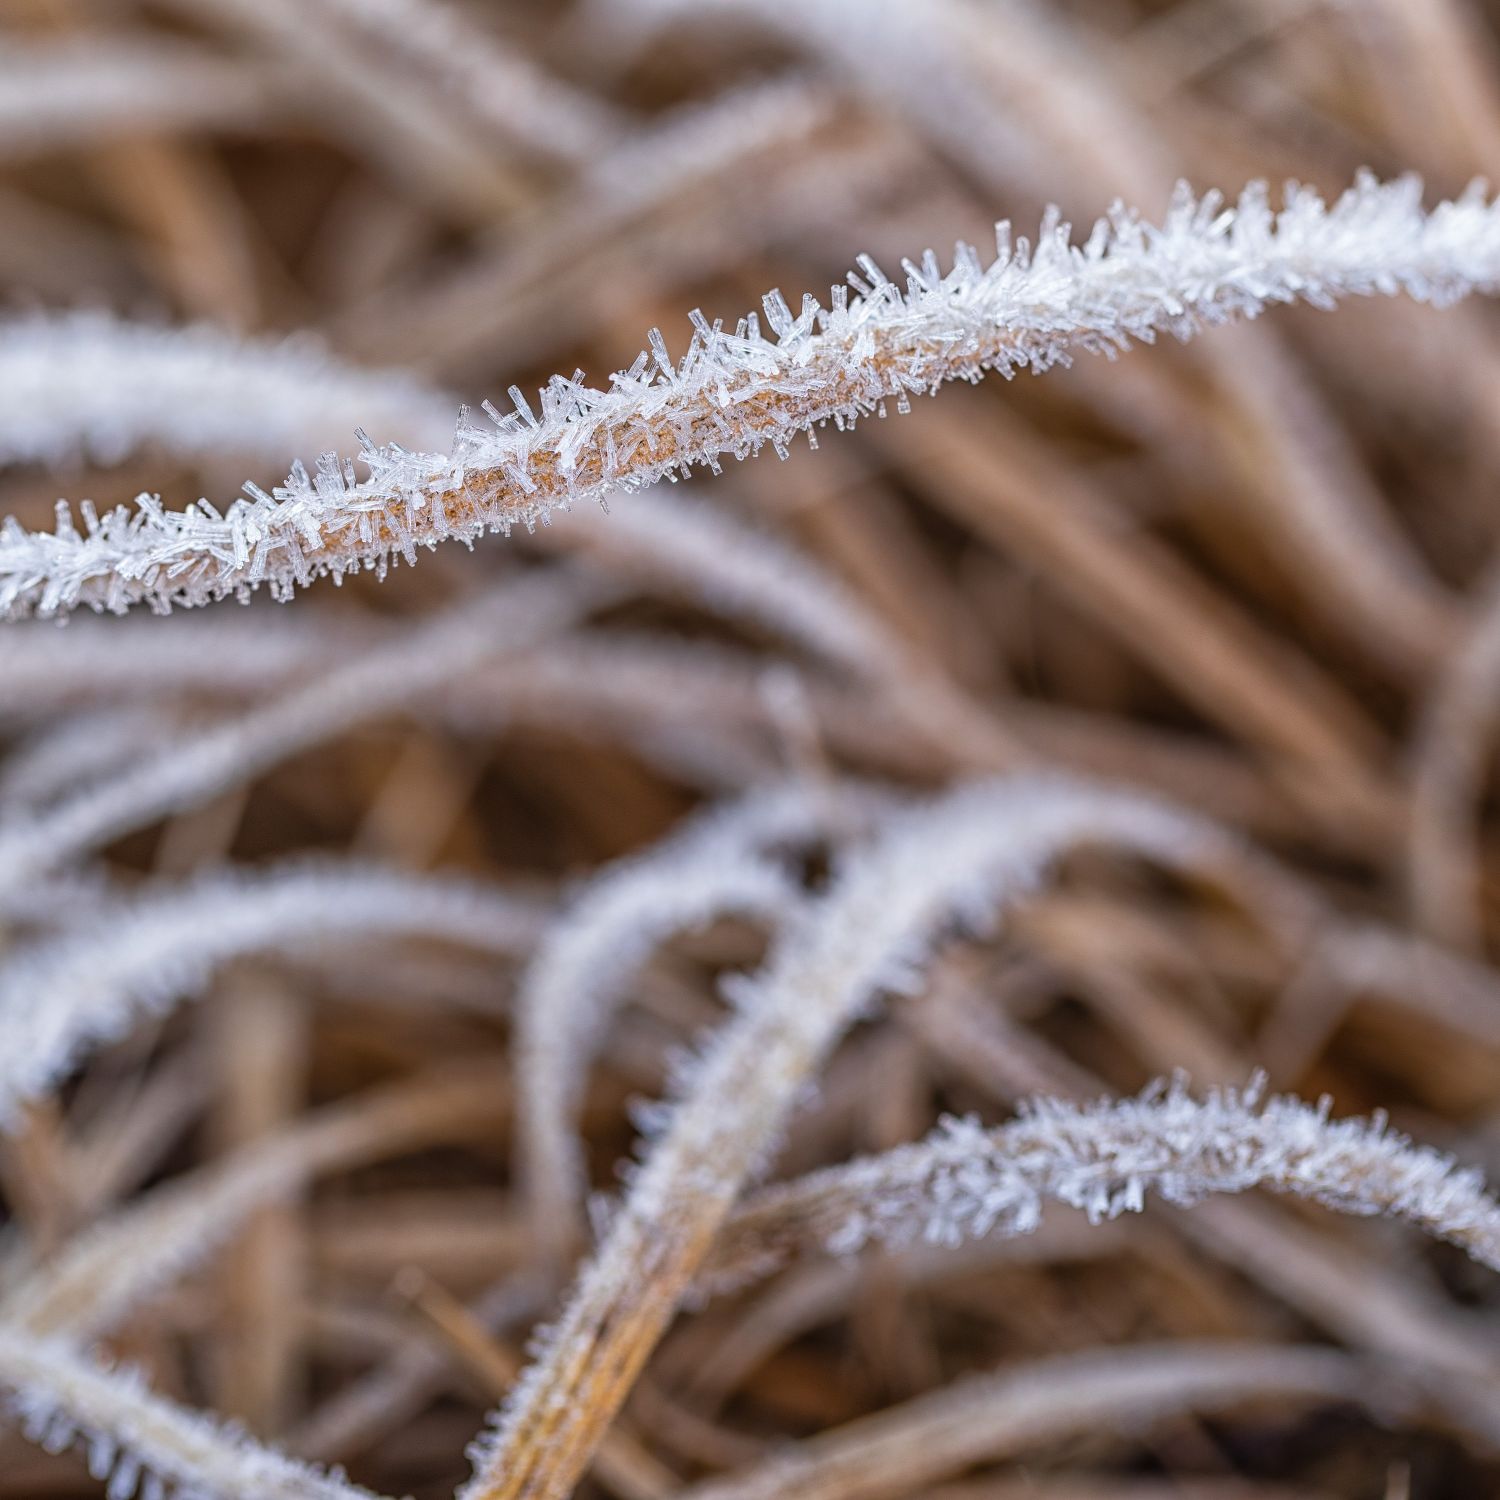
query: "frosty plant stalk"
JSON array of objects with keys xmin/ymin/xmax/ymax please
[
  {"xmin": 705, "ymin": 1077, "xmax": 1500, "ymax": 1288},
  {"xmin": 5, "ymin": 172, "xmax": 1500, "ymax": 619}
]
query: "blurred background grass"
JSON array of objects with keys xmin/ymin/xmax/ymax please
[{"xmin": 7, "ymin": 2, "xmax": 1500, "ymax": 1496}]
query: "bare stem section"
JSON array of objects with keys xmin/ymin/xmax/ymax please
[{"xmin": 5, "ymin": 174, "xmax": 1500, "ymax": 619}]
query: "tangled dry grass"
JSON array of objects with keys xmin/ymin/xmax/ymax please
[{"xmin": 8, "ymin": 2, "xmax": 1500, "ymax": 1497}]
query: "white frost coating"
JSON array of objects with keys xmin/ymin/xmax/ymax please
[
  {"xmin": 0, "ymin": 1328, "xmax": 386, "ymax": 1500},
  {"xmin": 459, "ymin": 773, "xmax": 1244, "ymax": 1497},
  {"xmin": 0, "ymin": 862, "xmax": 548, "ymax": 1127},
  {"xmin": 713, "ymin": 1077, "xmax": 1500, "ymax": 1283},
  {"xmin": 514, "ymin": 781, "xmax": 892, "ymax": 1245},
  {"xmin": 0, "ymin": 39, "xmax": 270, "ymax": 160},
  {"xmin": 7, "ymin": 174, "xmax": 1500, "ymax": 619},
  {"xmin": 0, "ymin": 311, "xmax": 456, "ymax": 471}
]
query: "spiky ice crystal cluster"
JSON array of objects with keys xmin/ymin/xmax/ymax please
[
  {"xmin": 6, "ymin": 172, "xmax": 1500, "ymax": 620},
  {"xmin": 778, "ymin": 1077, "xmax": 1500, "ymax": 1271}
]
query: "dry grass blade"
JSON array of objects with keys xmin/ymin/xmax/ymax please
[{"xmin": 461, "ymin": 776, "xmax": 1258, "ymax": 1500}]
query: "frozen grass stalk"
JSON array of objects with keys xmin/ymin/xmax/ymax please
[{"xmin": 6, "ymin": 174, "xmax": 1500, "ymax": 619}]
